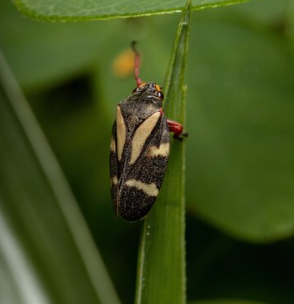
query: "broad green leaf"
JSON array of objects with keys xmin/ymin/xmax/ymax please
[
  {"xmin": 186, "ymin": 3, "xmax": 294, "ymax": 242},
  {"xmin": 135, "ymin": 1, "xmax": 191, "ymax": 304},
  {"xmin": 0, "ymin": 50, "xmax": 120, "ymax": 304},
  {"xmin": 13, "ymin": 0, "xmax": 254, "ymax": 21}
]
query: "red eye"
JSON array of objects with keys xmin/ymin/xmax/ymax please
[{"xmin": 157, "ymin": 91, "xmax": 164, "ymax": 100}]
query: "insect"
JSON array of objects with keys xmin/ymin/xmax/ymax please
[{"xmin": 110, "ymin": 42, "xmax": 186, "ymax": 221}]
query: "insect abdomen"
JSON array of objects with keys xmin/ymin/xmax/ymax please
[{"xmin": 118, "ymin": 151, "xmax": 169, "ymax": 221}]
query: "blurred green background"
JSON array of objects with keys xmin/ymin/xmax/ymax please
[{"xmin": 1, "ymin": 0, "xmax": 294, "ymax": 303}]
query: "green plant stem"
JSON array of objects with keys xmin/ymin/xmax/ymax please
[{"xmin": 135, "ymin": 1, "xmax": 191, "ymax": 304}]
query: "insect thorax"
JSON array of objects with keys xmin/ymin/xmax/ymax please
[{"xmin": 119, "ymin": 82, "xmax": 163, "ymax": 134}]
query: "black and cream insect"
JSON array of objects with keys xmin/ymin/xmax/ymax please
[{"xmin": 110, "ymin": 43, "xmax": 185, "ymax": 221}]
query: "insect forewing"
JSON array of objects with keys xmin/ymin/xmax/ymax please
[{"xmin": 117, "ymin": 114, "xmax": 170, "ymax": 221}]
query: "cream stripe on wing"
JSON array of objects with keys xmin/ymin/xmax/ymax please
[
  {"xmin": 112, "ymin": 176, "xmax": 118, "ymax": 185},
  {"xmin": 125, "ymin": 179, "xmax": 158, "ymax": 197},
  {"xmin": 147, "ymin": 142, "xmax": 170, "ymax": 157},
  {"xmin": 110, "ymin": 136, "xmax": 116, "ymax": 153},
  {"xmin": 116, "ymin": 106, "xmax": 126, "ymax": 161},
  {"xmin": 129, "ymin": 112, "xmax": 161, "ymax": 165}
]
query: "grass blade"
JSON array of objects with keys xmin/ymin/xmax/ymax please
[{"xmin": 135, "ymin": 1, "xmax": 191, "ymax": 303}]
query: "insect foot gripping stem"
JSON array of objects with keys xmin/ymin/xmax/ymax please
[{"xmin": 167, "ymin": 119, "xmax": 188, "ymax": 140}]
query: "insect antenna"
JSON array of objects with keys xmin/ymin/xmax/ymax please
[{"xmin": 131, "ymin": 41, "xmax": 142, "ymax": 87}]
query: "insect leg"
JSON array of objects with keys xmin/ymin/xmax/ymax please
[{"xmin": 167, "ymin": 119, "xmax": 188, "ymax": 139}]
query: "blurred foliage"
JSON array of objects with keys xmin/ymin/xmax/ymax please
[
  {"xmin": 188, "ymin": 1, "xmax": 294, "ymax": 242},
  {"xmin": 1, "ymin": 0, "xmax": 294, "ymax": 303},
  {"xmin": 0, "ymin": 25, "xmax": 120, "ymax": 304}
]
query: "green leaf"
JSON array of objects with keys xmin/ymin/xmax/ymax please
[
  {"xmin": 0, "ymin": 50, "xmax": 120, "ymax": 304},
  {"xmin": 13, "ymin": 0, "xmax": 254, "ymax": 21},
  {"xmin": 135, "ymin": 1, "xmax": 191, "ymax": 304},
  {"xmin": 186, "ymin": 2, "xmax": 294, "ymax": 242}
]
